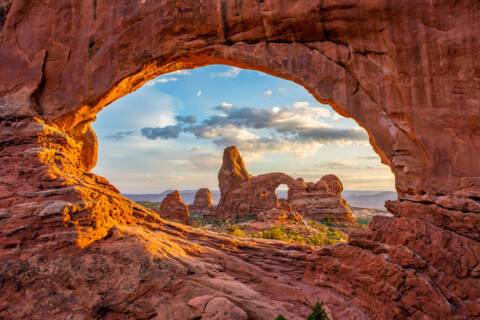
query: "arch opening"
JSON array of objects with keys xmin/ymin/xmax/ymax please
[
  {"xmin": 90, "ymin": 64, "xmax": 395, "ymax": 243},
  {"xmin": 92, "ymin": 64, "xmax": 395, "ymax": 195},
  {"xmin": 275, "ymin": 184, "xmax": 289, "ymax": 201}
]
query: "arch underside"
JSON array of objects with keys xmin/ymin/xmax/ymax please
[{"xmin": 0, "ymin": 1, "xmax": 479, "ymax": 319}]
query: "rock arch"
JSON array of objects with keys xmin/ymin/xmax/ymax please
[{"xmin": 1, "ymin": 1, "xmax": 479, "ymax": 319}]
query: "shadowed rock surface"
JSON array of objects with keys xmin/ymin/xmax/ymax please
[
  {"xmin": 159, "ymin": 190, "xmax": 190, "ymax": 224},
  {"xmin": 189, "ymin": 188, "xmax": 215, "ymax": 216},
  {"xmin": 0, "ymin": 1, "xmax": 479, "ymax": 319}
]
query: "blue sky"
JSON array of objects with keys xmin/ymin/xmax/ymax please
[{"xmin": 92, "ymin": 65, "xmax": 394, "ymax": 193}]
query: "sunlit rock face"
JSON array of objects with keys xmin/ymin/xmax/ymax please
[
  {"xmin": 218, "ymin": 146, "xmax": 251, "ymax": 200},
  {"xmin": 216, "ymin": 146, "xmax": 354, "ymax": 223},
  {"xmin": 0, "ymin": 1, "xmax": 479, "ymax": 319}
]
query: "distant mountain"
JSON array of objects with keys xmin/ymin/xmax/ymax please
[
  {"xmin": 125, "ymin": 190, "xmax": 220, "ymax": 205},
  {"xmin": 343, "ymin": 191, "xmax": 397, "ymax": 210},
  {"xmin": 124, "ymin": 189, "xmax": 396, "ymax": 210}
]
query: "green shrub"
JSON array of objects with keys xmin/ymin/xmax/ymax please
[
  {"xmin": 325, "ymin": 229, "xmax": 348, "ymax": 244},
  {"xmin": 307, "ymin": 302, "xmax": 329, "ymax": 320},
  {"xmin": 262, "ymin": 226, "xmax": 287, "ymax": 240},
  {"xmin": 228, "ymin": 225, "xmax": 247, "ymax": 237},
  {"xmin": 320, "ymin": 217, "xmax": 333, "ymax": 226},
  {"xmin": 274, "ymin": 315, "xmax": 287, "ymax": 320}
]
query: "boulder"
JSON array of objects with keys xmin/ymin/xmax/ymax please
[
  {"xmin": 203, "ymin": 297, "xmax": 248, "ymax": 320},
  {"xmin": 159, "ymin": 191, "xmax": 190, "ymax": 224},
  {"xmin": 189, "ymin": 188, "xmax": 214, "ymax": 216}
]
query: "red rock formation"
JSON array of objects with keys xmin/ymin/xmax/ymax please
[
  {"xmin": 0, "ymin": 1, "xmax": 479, "ymax": 319},
  {"xmin": 218, "ymin": 146, "xmax": 251, "ymax": 198},
  {"xmin": 159, "ymin": 191, "xmax": 190, "ymax": 224},
  {"xmin": 216, "ymin": 147, "xmax": 353, "ymax": 223},
  {"xmin": 290, "ymin": 175, "xmax": 354, "ymax": 223},
  {"xmin": 189, "ymin": 188, "xmax": 215, "ymax": 216}
]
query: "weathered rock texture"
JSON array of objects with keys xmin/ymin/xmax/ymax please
[
  {"xmin": 216, "ymin": 146, "xmax": 354, "ymax": 223},
  {"xmin": 159, "ymin": 190, "xmax": 190, "ymax": 224},
  {"xmin": 189, "ymin": 188, "xmax": 215, "ymax": 216},
  {"xmin": 1, "ymin": 1, "xmax": 479, "ymax": 319},
  {"xmin": 218, "ymin": 146, "xmax": 251, "ymax": 200},
  {"xmin": 290, "ymin": 174, "xmax": 354, "ymax": 223}
]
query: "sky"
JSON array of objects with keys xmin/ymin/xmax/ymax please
[{"xmin": 92, "ymin": 65, "xmax": 395, "ymax": 194}]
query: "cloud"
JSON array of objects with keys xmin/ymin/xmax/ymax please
[
  {"xmin": 139, "ymin": 101, "xmax": 368, "ymax": 158},
  {"xmin": 210, "ymin": 67, "xmax": 241, "ymax": 78},
  {"xmin": 264, "ymin": 90, "xmax": 273, "ymax": 97},
  {"xmin": 198, "ymin": 102, "xmax": 346, "ymax": 142},
  {"xmin": 175, "ymin": 115, "xmax": 197, "ymax": 124},
  {"xmin": 105, "ymin": 130, "xmax": 137, "ymax": 140},
  {"xmin": 197, "ymin": 90, "xmax": 202, "ymax": 96},
  {"xmin": 141, "ymin": 125, "xmax": 182, "ymax": 140},
  {"xmin": 357, "ymin": 156, "xmax": 379, "ymax": 160},
  {"xmin": 169, "ymin": 70, "xmax": 192, "ymax": 76},
  {"xmin": 189, "ymin": 152, "xmax": 222, "ymax": 169},
  {"xmin": 314, "ymin": 160, "xmax": 360, "ymax": 169},
  {"xmin": 144, "ymin": 77, "xmax": 178, "ymax": 86},
  {"xmin": 211, "ymin": 135, "xmax": 325, "ymax": 159}
]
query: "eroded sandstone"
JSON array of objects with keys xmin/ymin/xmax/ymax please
[
  {"xmin": 159, "ymin": 190, "xmax": 190, "ymax": 224},
  {"xmin": 189, "ymin": 187, "xmax": 215, "ymax": 216},
  {"xmin": 216, "ymin": 146, "xmax": 354, "ymax": 223}
]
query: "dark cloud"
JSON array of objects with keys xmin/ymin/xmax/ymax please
[
  {"xmin": 175, "ymin": 115, "xmax": 197, "ymax": 124},
  {"xmin": 105, "ymin": 130, "xmax": 137, "ymax": 140},
  {"xmin": 288, "ymin": 127, "xmax": 367, "ymax": 143},
  {"xmin": 141, "ymin": 125, "xmax": 183, "ymax": 140},
  {"xmin": 138, "ymin": 103, "xmax": 368, "ymax": 149}
]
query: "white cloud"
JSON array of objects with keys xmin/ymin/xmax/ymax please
[
  {"xmin": 144, "ymin": 77, "xmax": 178, "ymax": 86},
  {"xmin": 198, "ymin": 125, "xmax": 258, "ymax": 141},
  {"xmin": 264, "ymin": 90, "xmax": 273, "ymax": 97},
  {"xmin": 169, "ymin": 70, "xmax": 192, "ymax": 76},
  {"xmin": 189, "ymin": 153, "xmax": 222, "ymax": 169},
  {"xmin": 164, "ymin": 175, "xmax": 185, "ymax": 181},
  {"xmin": 218, "ymin": 102, "xmax": 233, "ymax": 109},
  {"xmin": 196, "ymin": 90, "xmax": 202, "ymax": 96},
  {"xmin": 210, "ymin": 67, "xmax": 241, "ymax": 78}
]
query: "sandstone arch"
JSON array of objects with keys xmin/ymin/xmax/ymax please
[{"xmin": 1, "ymin": 1, "xmax": 480, "ymax": 319}]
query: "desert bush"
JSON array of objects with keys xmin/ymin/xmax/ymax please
[
  {"xmin": 253, "ymin": 225, "xmax": 347, "ymax": 246},
  {"xmin": 325, "ymin": 229, "xmax": 347, "ymax": 244},
  {"xmin": 320, "ymin": 217, "xmax": 333, "ymax": 226},
  {"xmin": 307, "ymin": 220, "xmax": 328, "ymax": 232},
  {"xmin": 307, "ymin": 302, "xmax": 329, "ymax": 320},
  {"xmin": 228, "ymin": 225, "xmax": 247, "ymax": 237},
  {"xmin": 261, "ymin": 226, "xmax": 287, "ymax": 240}
]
